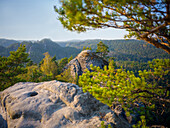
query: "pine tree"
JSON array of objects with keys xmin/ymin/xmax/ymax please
[
  {"xmin": 0, "ymin": 44, "xmax": 29, "ymax": 91},
  {"xmin": 18, "ymin": 65, "xmax": 42, "ymax": 82},
  {"xmin": 79, "ymin": 59, "xmax": 170, "ymax": 127},
  {"xmin": 55, "ymin": 0, "xmax": 170, "ymax": 53},
  {"xmin": 96, "ymin": 41, "xmax": 109, "ymax": 59},
  {"xmin": 58, "ymin": 57, "xmax": 68, "ymax": 73}
]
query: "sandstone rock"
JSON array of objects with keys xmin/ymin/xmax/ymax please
[
  {"xmin": 64, "ymin": 50, "xmax": 108, "ymax": 78},
  {"xmin": 0, "ymin": 80, "xmax": 130, "ymax": 128}
]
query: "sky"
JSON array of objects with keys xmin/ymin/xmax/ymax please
[{"xmin": 0, "ymin": 0, "xmax": 128, "ymax": 41}]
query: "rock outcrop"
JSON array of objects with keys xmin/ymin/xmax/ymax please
[
  {"xmin": 0, "ymin": 81, "xmax": 130, "ymax": 128},
  {"xmin": 64, "ymin": 50, "xmax": 108, "ymax": 78}
]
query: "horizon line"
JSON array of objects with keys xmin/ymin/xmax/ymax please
[{"xmin": 0, "ymin": 37, "xmax": 137, "ymax": 42}]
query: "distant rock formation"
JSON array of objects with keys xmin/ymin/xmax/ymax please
[
  {"xmin": 0, "ymin": 81, "xmax": 130, "ymax": 128},
  {"xmin": 64, "ymin": 50, "xmax": 108, "ymax": 78}
]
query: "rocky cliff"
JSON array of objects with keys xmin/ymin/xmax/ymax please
[
  {"xmin": 0, "ymin": 81, "xmax": 130, "ymax": 128},
  {"xmin": 64, "ymin": 50, "xmax": 108, "ymax": 78}
]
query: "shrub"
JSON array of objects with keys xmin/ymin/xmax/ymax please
[{"xmin": 79, "ymin": 59, "xmax": 170, "ymax": 127}]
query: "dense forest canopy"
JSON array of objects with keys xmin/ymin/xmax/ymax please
[
  {"xmin": 58, "ymin": 39, "xmax": 170, "ymax": 62},
  {"xmin": 55, "ymin": 0, "xmax": 170, "ymax": 53},
  {"xmin": 1, "ymin": 39, "xmax": 170, "ymax": 63}
]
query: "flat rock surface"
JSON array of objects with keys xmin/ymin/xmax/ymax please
[{"xmin": 0, "ymin": 80, "xmax": 130, "ymax": 128}]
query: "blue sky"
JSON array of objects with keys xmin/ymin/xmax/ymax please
[{"xmin": 0, "ymin": 0, "xmax": 128, "ymax": 41}]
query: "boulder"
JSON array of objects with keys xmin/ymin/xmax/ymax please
[
  {"xmin": 0, "ymin": 81, "xmax": 130, "ymax": 128},
  {"xmin": 64, "ymin": 50, "xmax": 108, "ymax": 78}
]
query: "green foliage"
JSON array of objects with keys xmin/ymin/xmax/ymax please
[
  {"xmin": 59, "ymin": 39, "xmax": 170, "ymax": 63},
  {"xmin": 0, "ymin": 43, "xmax": 78, "ymax": 90},
  {"xmin": 18, "ymin": 65, "xmax": 42, "ymax": 82},
  {"xmin": 96, "ymin": 41, "xmax": 109, "ymax": 59},
  {"xmin": 82, "ymin": 46, "xmax": 92, "ymax": 51},
  {"xmin": 55, "ymin": 0, "xmax": 170, "ymax": 53},
  {"xmin": 51, "ymin": 55, "xmax": 57, "ymax": 62},
  {"xmin": 40, "ymin": 52, "xmax": 58, "ymax": 79},
  {"xmin": 116, "ymin": 61, "xmax": 150, "ymax": 76},
  {"xmin": 0, "ymin": 39, "xmax": 80, "ymax": 64},
  {"xmin": 1, "ymin": 39, "xmax": 169, "ymax": 64},
  {"xmin": 58, "ymin": 57, "xmax": 68, "ymax": 74},
  {"xmin": 79, "ymin": 59, "xmax": 170, "ymax": 127},
  {"xmin": 10, "ymin": 50, "xmax": 76, "ymax": 84},
  {"xmin": 0, "ymin": 44, "xmax": 29, "ymax": 91},
  {"xmin": 56, "ymin": 67, "xmax": 79, "ymax": 84},
  {"xmin": 132, "ymin": 116, "xmax": 149, "ymax": 128},
  {"xmin": 26, "ymin": 60, "xmax": 34, "ymax": 66},
  {"xmin": 100, "ymin": 121, "xmax": 112, "ymax": 128},
  {"xmin": 56, "ymin": 56, "xmax": 79, "ymax": 83},
  {"xmin": 68, "ymin": 55, "xmax": 73, "ymax": 63},
  {"xmin": 108, "ymin": 57, "xmax": 116, "ymax": 69},
  {"xmin": 56, "ymin": 68, "xmax": 74, "ymax": 83},
  {"xmin": 100, "ymin": 121, "xmax": 106, "ymax": 128}
]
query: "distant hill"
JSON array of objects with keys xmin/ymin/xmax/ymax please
[
  {"xmin": 0, "ymin": 39, "xmax": 20, "ymax": 47},
  {"xmin": 0, "ymin": 38, "xmax": 169, "ymax": 63},
  {"xmin": 0, "ymin": 45, "xmax": 8, "ymax": 56},
  {"xmin": 0, "ymin": 39, "xmax": 81, "ymax": 63},
  {"xmin": 57, "ymin": 39, "xmax": 170, "ymax": 62}
]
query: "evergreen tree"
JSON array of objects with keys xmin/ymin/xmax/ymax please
[
  {"xmin": 96, "ymin": 41, "xmax": 109, "ymax": 59},
  {"xmin": 51, "ymin": 55, "xmax": 59, "ymax": 67},
  {"xmin": 18, "ymin": 65, "xmax": 42, "ymax": 82},
  {"xmin": 26, "ymin": 60, "xmax": 34, "ymax": 67},
  {"xmin": 58, "ymin": 57, "xmax": 68, "ymax": 73},
  {"xmin": 108, "ymin": 57, "xmax": 116, "ymax": 69},
  {"xmin": 51, "ymin": 55, "xmax": 57, "ymax": 62},
  {"xmin": 0, "ymin": 44, "xmax": 29, "ymax": 91}
]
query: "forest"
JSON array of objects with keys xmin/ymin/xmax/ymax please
[
  {"xmin": 0, "ymin": 41, "xmax": 169, "ymax": 127},
  {"xmin": 1, "ymin": 0, "xmax": 170, "ymax": 127}
]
